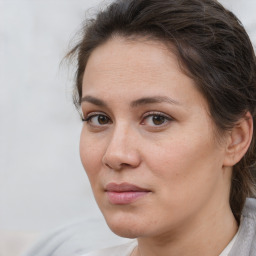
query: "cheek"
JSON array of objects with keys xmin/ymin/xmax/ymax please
[
  {"xmin": 79, "ymin": 129, "xmax": 103, "ymax": 180},
  {"xmin": 144, "ymin": 132, "xmax": 222, "ymax": 195},
  {"xmin": 140, "ymin": 139, "xmax": 222, "ymax": 226}
]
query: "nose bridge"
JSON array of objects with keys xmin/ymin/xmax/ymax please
[{"xmin": 103, "ymin": 121, "xmax": 140, "ymax": 169}]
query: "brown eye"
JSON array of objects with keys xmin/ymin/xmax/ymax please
[
  {"xmin": 83, "ymin": 113, "xmax": 111, "ymax": 126},
  {"xmin": 142, "ymin": 113, "xmax": 172, "ymax": 127},
  {"xmin": 152, "ymin": 115, "xmax": 166, "ymax": 125},
  {"xmin": 98, "ymin": 115, "xmax": 110, "ymax": 125}
]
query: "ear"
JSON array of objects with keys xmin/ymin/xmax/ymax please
[{"xmin": 223, "ymin": 112, "xmax": 253, "ymax": 167}]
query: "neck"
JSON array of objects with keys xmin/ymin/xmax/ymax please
[{"xmin": 134, "ymin": 203, "xmax": 238, "ymax": 256}]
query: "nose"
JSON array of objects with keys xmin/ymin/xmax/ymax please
[{"xmin": 102, "ymin": 125, "xmax": 141, "ymax": 171}]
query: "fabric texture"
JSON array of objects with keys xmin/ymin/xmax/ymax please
[
  {"xmin": 21, "ymin": 218, "xmax": 129, "ymax": 256},
  {"xmin": 229, "ymin": 198, "xmax": 256, "ymax": 256},
  {"xmin": 219, "ymin": 232, "xmax": 238, "ymax": 256},
  {"xmin": 81, "ymin": 241, "xmax": 137, "ymax": 256}
]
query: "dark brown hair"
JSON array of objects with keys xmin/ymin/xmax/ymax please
[{"xmin": 68, "ymin": 0, "xmax": 256, "ymax": 221}]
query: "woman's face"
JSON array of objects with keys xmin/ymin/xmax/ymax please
[{"xmin": 80, "ymin": 37, "xmax": 230, "ymax": 238}]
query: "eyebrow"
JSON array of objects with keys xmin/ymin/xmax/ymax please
[
  {"xmin": 80, "ymin": 95, "xmax": 180, "ymax": 107},
  {"xmin": 80, "ymin": 95, "xmax": 107, "ymax": 107},
  {"xmin": 130, "ymin": 96, "xmax": 180, "ymax": 107}
]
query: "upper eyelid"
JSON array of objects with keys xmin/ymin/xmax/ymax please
[
  {"xmin": 82, "ymin": 113, "xmax": 112, "ymax": 127},
  {"xmin": 81, "ymin": 111, "xmax": 112, "ymax": 124},
  {"xmin": 83, "ymin": 111, "xmax": 110, "ymax": 118},
  {"xmin": 81, "ymin": 110, "xmax": 174, "ymax": 122},
  {"xmin": 141, "ymin": 111, "xmax": 173, "ymax": 120}
]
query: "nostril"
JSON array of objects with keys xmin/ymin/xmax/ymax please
[
  {"xmin": 103, "ymin": 155, "xmax": 137, "ymax": 170},
  {"xmin": 121, "ymin": 163, "xmax": 130, "ymax": 167},
  {"xmin": 105, "ymin": 163, "xmax": 112, "ymax": 169},
  {"xmin": 102, "ymin": 145, "xmax": 141, "ymax": 170}
]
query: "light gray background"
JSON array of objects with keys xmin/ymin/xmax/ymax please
[{"xmin": 0, "ymin": 0, "xmax": 256, "ymax": 254}]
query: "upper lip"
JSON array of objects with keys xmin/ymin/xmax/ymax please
[{"xmin": 105, "ymin": 182, "xmax": 150, "ymax": 192}]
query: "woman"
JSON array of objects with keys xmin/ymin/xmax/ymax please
[{"xmin": 68, "ymin": 0, "xmax": 256, "ymax": 255}]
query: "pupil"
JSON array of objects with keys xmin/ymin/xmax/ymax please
[
  {"xmin": 153, "ymin": 115, "xmax": 165, "ymax": 125},
  {"xmin": 98, "ymin": 115, "xmax": 108, "ymax": 124},
  {"xmin": 153, "ymin": 116, "xmax": 165, "ymax": 125}
]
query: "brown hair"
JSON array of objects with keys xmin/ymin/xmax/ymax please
[{"xmin": 68, "ymin": 0, "xmax": 256, "ymax": 221}]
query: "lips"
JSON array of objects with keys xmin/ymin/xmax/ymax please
[{"xmin": 105, "ymin": 182, "xmax": 151, "ymax": 205}]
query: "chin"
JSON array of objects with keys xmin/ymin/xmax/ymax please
[
  {"xmin": 102, "ymin": 209, "xmax": 146, "ymax": 238},
  {"xmin": 109, "ymin": 225, "xmax": 140, "ymax": 238}
]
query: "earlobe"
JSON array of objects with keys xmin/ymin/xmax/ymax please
[{"xmin": 223, "ymin": 112, "xmax": 253, "ymax": 167}]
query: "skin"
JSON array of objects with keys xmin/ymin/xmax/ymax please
[{"xmin": 80, "ymin": 37, "xmax": 238, "ymax": 256}]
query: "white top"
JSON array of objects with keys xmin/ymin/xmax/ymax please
[
  {"xmin": 219, "ymin": 232, "xmax": 238, "ymax": 256},
  {"xmin": 81, "ymin": 232, "xmax": 238, "ymax": 256},
  {"xmin": 81, "ymin": 240, "xmax": 137, "ymax": 256}
]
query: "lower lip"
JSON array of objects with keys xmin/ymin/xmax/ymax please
[{"xmin": 106, "ymin": 191, "xmax": 149, "ymax": 205}]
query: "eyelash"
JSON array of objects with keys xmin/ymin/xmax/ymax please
[
  {"xmin": 82, "ymin": 112, "xmax": 111, "ymax": 125},
  {"xmin": 82, "ymin": 111, "xmax": 173, "ymax": 127},
  {"xmin": 141, "ymin": 111, "xmax": 173, "ymax": 126}
]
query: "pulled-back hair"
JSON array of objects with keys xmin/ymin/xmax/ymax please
[{"xmin": 68, "ymin": 0, "xmax": 256, "ymax": 221}]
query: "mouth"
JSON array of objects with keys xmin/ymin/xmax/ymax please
[{"xmin": 105, "ymin": 182, "xmax": 151, "ymax": 205}]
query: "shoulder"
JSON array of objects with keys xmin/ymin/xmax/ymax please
[
  {"xmin": 229, "ymin": 198, "xmax": 256, "ymax": 255},
  {"xmin": 21, "ymin": 218, "xmax": 130, "ymax": 256},
  {"xmin": 80, "ymin": 241, "xmax": 137, "ymax": 256},
  {"xmin": 242, "ymin": 198, "xmax": 256, "ymax": 219}
]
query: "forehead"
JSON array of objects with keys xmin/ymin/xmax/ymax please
[
  {"xmin": 82, "ymin": 36, "xmax": 207, "ymax": 109},
  {"xmin": 85, "ymin": 36, "xmax": 175, "ymax": 70},
  {"xmin": 84, "ymin": 38, "xmax": 173, "ymax": 84}
]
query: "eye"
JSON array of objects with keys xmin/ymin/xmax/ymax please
[
  {"xmin": 82, "ymin": 113, "xmax": 111, "ymax": 126},
  {"xmin": 141, "ymin": 112, "xmax": 172, "ymax": 127}
]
